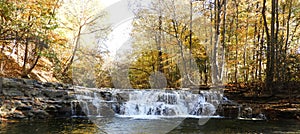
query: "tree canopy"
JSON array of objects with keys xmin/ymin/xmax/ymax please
[{"xmin": 0, "ymin": 0, "xmax": 299, "ymax": 92}]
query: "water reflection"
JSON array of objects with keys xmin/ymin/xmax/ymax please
[
  {"xmin": 95, "ymin": 117, "xmax": 182, "ymax": 134},
  {"xmin": 169, "ymin": 118, "xmax": 300, "ymax": 134},
  {"xmin": 1, "ymin": 118, "xmax": 300, "ymax": 134},
  {"xmin": 0, "ymin": 118, "xmax": 98, "ymax": 134}
]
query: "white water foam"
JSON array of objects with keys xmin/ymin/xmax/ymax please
[{"xmin": 72, "ymin": 88, "xmax": 223, "ymax": 119}]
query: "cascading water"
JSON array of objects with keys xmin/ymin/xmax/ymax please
[
  {"xmin": 71, "ymin": 88, "xmax": 109, "ymax": 117},
  {"xmin": 72, "ymin": 88, "xmax": 223, "ymax": 119}
]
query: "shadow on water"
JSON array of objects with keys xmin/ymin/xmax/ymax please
[
  {"xmin": 0, "ymin": 118, "xmax": 98, "ymax": 134},
  {"xmin": 169, "ymin": 118, "xmax": 300, "ymax": 134},
  {"xmin": 1, "ymin": 118, "xmax": 300, "ymax": 134}
]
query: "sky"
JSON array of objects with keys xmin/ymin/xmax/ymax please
[
  {"xmin": 102, "ymin": 0, "xmax": 121, "ymax": 7},
  {"xmin": 101, "ymin": 0, "xmax": 134, "ymax": 57}
]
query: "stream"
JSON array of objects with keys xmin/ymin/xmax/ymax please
[
  {"xmin": 1, "ymin": 87, "xmax": 299, "ymax": 133},
  {"xmin": 1, "ymin": 118, "xmax": 300, "ymax": 134}
]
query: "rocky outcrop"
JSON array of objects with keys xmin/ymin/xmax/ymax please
[
  {"xmin": 0, "ymin": 78, "xmax": 134, "ymax": 120},
  {"xmin": 0, "ymin": 77, "xmax": 278, "ymax": 120},
  {"xmin": 0, "ymin": 77, "xmax": 75, "ymax": 119},
  {"xmin": 0, "ymin": 78, "xmax": 229, "ymax": 120},
  {"xmin": 224, "ymin": 85, "xmax": 300, "ymax": 120}
]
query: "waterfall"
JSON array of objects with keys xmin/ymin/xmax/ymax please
[{"xmin": 72, "ymin": 88, "xmax": 223, "ymax": 119}]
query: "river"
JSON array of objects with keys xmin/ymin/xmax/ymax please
[{"xmin": 1, "ymin": 118, "xmax": 299, "ymax": 134}]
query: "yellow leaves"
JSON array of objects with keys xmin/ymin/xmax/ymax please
[
  {"xmin": 48, "ymin": 31, "xmax": 68, "ymax": 47},
  {"xmin": 193, "ymin": 49, "xmax": 207, "ymax": 59},
  {"xmin": 126, "ymin": 48, "xmax": 183, "ymax": 88}
]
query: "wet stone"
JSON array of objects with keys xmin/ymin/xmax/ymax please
[
  {"xmin": 33, "ymin": 83, "xmax": 44, "ymax": 88},
  {"xmin": 23, "ymin": 79, "xmax": 37, "ymax": 86},
  {"xmin": 55, "ymin": 104, "xmax": 62, "ymax": 109},
  {"xmin": 0, "ymin": 78, "xmax": 78, "ymax": 119},
  {"xmin": 55, "ymin": 83, "xmax": 64, "ymax": 88},
  {"xmin": 42, "ymin": 90, "xmax": 67, "ymax": 98},
  {"xmin": 100, "ymin": 92, "xmax": 113, "ymax": 101},
  {"xmin": 2, "ymin": 78, "xmax": 23, "ymax": 88},
  {"xmin": 12, "ymin": 110, "xmax": 26, "ymax": 119},
  {"xmin": 47, "ymin": 100, "xmax": 63, "ymax": 104},
  {"xmin": 33, "ymin": 110, "xmax": 49, "ymax": 119},
  {"xmin": 116, "ymin": 93, "xmax": 129, "ymax": 102},
  {"xmin": 46, "ymin": 105, "xmax": 57, "ymax": 111},
  {"xmin": 43, "ymin": 82, "xmax": 54, "ymax": 87},
  {"xmin": 12, "ymin": 97, "xmax": 29, "ymax": 101},
  {"xmin": 16, "ymin": 105, "xmax": 32, "ymax": 111},
  {"xmin": 56, "ymin": 86, "xmax": 64, "ymax": 90},
  {"xmin": 14, "ymin": 101, "xmax": 22, "ymax": 106},
  {"xmin": 2, "ymin": 88, "xmax": 24, "ymax": 96},
  {"xmin": 23, "ymin": 111, "xmax": 34, "ymax": 118},
  {"xmin": 21, "ymin": 99, "xmax": 33, "ymax": 104},
  {"xmin": 26, "ymin": 89, "xmax": 41, "ymax": 97}
]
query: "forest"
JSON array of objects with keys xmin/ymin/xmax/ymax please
[{"xmin": 0, "ymin": 0, "xmax": 300, "ymax": 93}]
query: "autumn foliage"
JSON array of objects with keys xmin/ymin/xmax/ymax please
[{"xmin": 0, "ymin": 0, "xmax": 299, "ymax": 91}]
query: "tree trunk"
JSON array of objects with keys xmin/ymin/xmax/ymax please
[
  {"xmin": 283, "ymin": 0, "xmax": 292, "ymax": 82},
  {"xmin": 259, "ymin": 29, "xmax": 264, "ymax": 81},
  {"xmin": 62, "ymin": 26, "xmax": 82, "ymax": 76},
  {"xmin": 211, "ymin": 0, "xmax": 221, "ymax": 86},
  {"xmin": 21, "ymin": 38, "xmax": 29, "ymax": 78},
  {"xmin": 220, "ymin": 0, "xmax": 226, "ymax": 83},
  {"xmin": 157, "ymin": 15, "xmax": 163, "ymax": 73},
  {"xmin": 234, "ymin": 0, "xmax": 239, "ymax": 85},
  {"xmin": 262, "ymin": 0, "xmax": 276, "ymax": 92},
  {"xmin": 27, "ymin": 55, "xmax": 40, "ymax": 75}
]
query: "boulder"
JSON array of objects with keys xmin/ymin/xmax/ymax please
[
  {"xmin": 33, "ymin": 110, "xmax": 49, "ymax": 119},
  {"xmin": 2, "ymin": 78, "xmax": 24, "ymax": 88},
  {"xmin": 16, "ymin": 105, "xmax": 32, "ymax": 111},
  {"xmin": 2, "ymin": 88, "xmax": 24, "ymax": 96},
  {"xmin": 42, "ymin": 90, "xmax": 67, "ymax": 98},
  {"xmin": 12, "ymin": 110, "xmax": 26, "ymax": 119},
  {"xmin": 116, "ymin": 92, "xmax": 129, "ymax": 102}
]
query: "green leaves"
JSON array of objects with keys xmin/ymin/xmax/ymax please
[{"xmin": 0, "ymin": 0, "xmax": 63, "ymax": 78}]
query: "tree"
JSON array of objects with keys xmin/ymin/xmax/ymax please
[
  {"xmin": 0, "ymin": 0, "xmax": 61, "ymax": 78},
  {"xmin": 55, "ymin": 0, "xmax": 110, "ymax": 83},
  {"xmin": 126, "ymin": 0, "xmax": 209, "ymax": 88}
]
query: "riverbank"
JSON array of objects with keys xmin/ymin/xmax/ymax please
[
  {"xmin": 0, "ymin": 77, "xmax": 75, "ymax": 120},
  {"xmin": 224, "ymin": 83, "xmax": 300, "ymax": 120}
]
